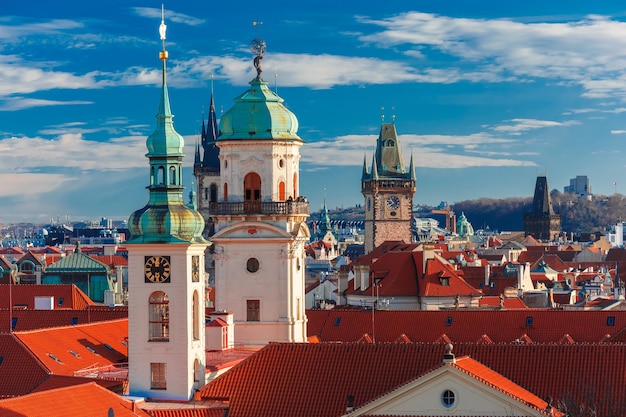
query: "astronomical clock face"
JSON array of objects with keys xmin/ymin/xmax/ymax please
[
  {"xmin": 386, "ymin": 195, "xmax": 401, "ymax": 210},
  {"xmin": 144, "ymin": 256, "xmax": 171, "ymax": 283}
]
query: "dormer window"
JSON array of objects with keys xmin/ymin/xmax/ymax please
[
  {"xmin": 440, "ymin": 277, "xmax": 450, "ymax": 286},
  {"xmin": 385, "ymin": 139, "xmax": 395, "ymax": 147}
]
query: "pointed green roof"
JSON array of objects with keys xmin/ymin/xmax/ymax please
[{"xmin": 127, "ymin": 21, "xmax": 206, "ymax": 245}]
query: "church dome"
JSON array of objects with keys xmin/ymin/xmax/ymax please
[
  {"xmin": 128, "ymin": 202, "xmax": 206, "ymax": 244},
  {"xmin": 218, "ymin": 78, "xmax": 301, "ymax": 141}
]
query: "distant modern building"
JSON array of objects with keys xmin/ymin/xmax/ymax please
[
  {"xmin": 523, "ymin": 175, "xmax": 561, "ymax": 241},
  {"xmin": 564, "ymin": 175, "xmax": 592, "ymax": 199}
]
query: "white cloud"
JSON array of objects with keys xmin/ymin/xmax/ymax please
[
  {"xmin": 0, "ymin": 97, "xmax": 92, "ymax": 111},
  {"xmin": 358, "ymin": 12, "xmax": 626, "ymax": 99},
  {"xmin": 302, "ymin": 132, "xmax": 534, "ymax": 169},
  {"xmin": 490, "ymin": 118, "xmax": 579, "ymax": 134},
  {"xmin": 610, "ymin": 130, "xmax": 626, "ymax": 134},
  {"xmin": 131, "ymin": 7, "xmax": 205, "ymax": 26}
]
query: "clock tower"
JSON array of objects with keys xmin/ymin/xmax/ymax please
[
  {"xmin": 362, "ymin": 122, "xmax": 416, "ymax": 253},
  {"xmin": 126, "ymin": 10, "xmax": 208, "ymax": 401},
  {"xmin": 209, "ymin": 38, "xmax": 310, "ymax": 346}
]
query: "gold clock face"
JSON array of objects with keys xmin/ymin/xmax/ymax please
[
  {"xmin": 145, "ymin": 256, "xmax": 171, "ymax": 283},
  {"xmin": 192, "ymin": 255, "xmax": 200, "ymax": 282}
]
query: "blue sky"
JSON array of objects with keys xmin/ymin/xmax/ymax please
[{"xmin": 2, "ymin": 1, "xmax": 626, "ymax": 223}]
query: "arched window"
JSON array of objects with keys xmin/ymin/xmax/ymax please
[
  {"xmin": 169, "ymin": 166, "xmax": 176, "ymax": 185},
  {"xmin": 150, "ymin": 167, "xmax": 155, "ymax": 185},
  {"xmin": 149, "ymin": 291, "xmax": 169, "ymax": 341},
  {"xmin": 157, "ymin": 167, "xmax": 165, "ymax": 185},
  {"xmin": 293, "ymin": 173, "xmax": 298, "ymax": 198},
  {"xmin": 193, "ymin": 358, "xmax": 200, "ymax": 383},
  {"xmin": 385, "ymin": 139, "xmax": 395, "ymax": 147},
  {"xmin": 279, "ymin": 181, "xmax": 286, "ymax": 201},
  {"xmin": 223, "ymin": 183, "xmax": 228, "ymax": 201},
  {"xmin": 193, "ymin": 290, "xmax": 200, "ymax": 341},
  {"xmin": 244, "ymin": 173, "xmax": 261, "ymax": 202}
]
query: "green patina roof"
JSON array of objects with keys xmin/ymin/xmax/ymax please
[
  {"xmin": 46, "ymin": 251, "xmax": 109, "ymax": 273},
  {"xmin": 127, "ymin": 52, "xmax": 206, "ymax": 245},
  {"xmin": 218, "ymin": 77, "xmax": 301, "ymax": 141}
]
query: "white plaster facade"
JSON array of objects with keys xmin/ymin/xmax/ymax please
[
  {"xmin": 127, "ymin": 243, "xmax": 207, "ymax": 400},
  {"xmin": 344, "ymin": 359, "xmax": 554, "ymax": 416},
  {"xmin": 211, "ymin": 136, "xmax": 310, "ymax": 346}
]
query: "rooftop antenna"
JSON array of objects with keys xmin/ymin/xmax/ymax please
[
  {"xmin": 274, "ymin": 71, "xmax": 278, "ymax": 93},
  {"xmin": 391, "ymin": 106, "xmax": 396, "ymax": 123},
  {"xmin": 381, "ymin": 106, "xmax": 385, "ymax": 123}
]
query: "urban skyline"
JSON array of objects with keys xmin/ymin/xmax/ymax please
[{"xmin": 2, "ymin": 1, "xmax": 626, "ymax": 223}]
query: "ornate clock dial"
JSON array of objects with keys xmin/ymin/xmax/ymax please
[
  {"xmin": 145, "ymin": 256, "xmax": 171, "ymax": 283},
  {"xmin": 386, "ymin": 195, "xmax": 401, "ymax": 210}
]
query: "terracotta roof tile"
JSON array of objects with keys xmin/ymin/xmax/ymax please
[
  {"xmin": 306, "ymin": 309, "xmax": 626, "ymax": 344},
  {"xmin": 0, "ymin": 334, "xmax": 49, "ymax": 398},
  {"xmin": 0, "ymin": 382, "xmax": 150, "ymax": 417},
  {"xmin": 199, "ymin": 342, "xmax": 624, "ymax": 417},
  {"xmin": 14, "ymin": 319, "xmax": 128, "ymax": 376},
  {"xmin": 0, "ymin": 306, "xmax": 128, "ymax": 332},
  {"xmin": 0, "ymin": 284, "xmax": 95, "ymax": 310}
]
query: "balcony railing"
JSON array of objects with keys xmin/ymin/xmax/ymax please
[
  {"xmin": 209, "ymin": 200, "xmax": 310, "ymax": 216},
  {"xmin": 361, "ymin": 179, "xmax": 416, "ymax": 191}
]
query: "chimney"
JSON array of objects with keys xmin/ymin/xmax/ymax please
[
  {"xmin": 346, "ymin": 394, "xmax": 355, "ymax": 412},
  {"xmin": 422, "ymin": 243, "xmax": 436, "ymax": 274}
]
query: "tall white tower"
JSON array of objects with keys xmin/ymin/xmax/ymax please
[
  {"xmin": 126, "ymin": 10, "xmax": 209, "ymax": 400},
  {"xmin": 210, "ymin": 38, "xmax": 310, "ymax": 346}
]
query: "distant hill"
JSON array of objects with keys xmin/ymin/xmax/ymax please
[{"xmin": 313, "ymin": 193, "xmax": 626, "ymax": 234}]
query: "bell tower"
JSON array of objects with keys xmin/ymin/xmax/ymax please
[
  {"xmin": 362, "ymin": 121, "xmax": 416, "ymax": 253},
  {"xmin": 126, "ymin": 9, "xmax": 208, "ymax": 400},
  {"xmin": 210, "ymin": 38, "xmax": 310, "ymax": 346}
]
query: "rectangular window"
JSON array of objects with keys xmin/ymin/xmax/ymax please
[
  {"xmin": 151, "ymin": 363, "xmax": 167, "ymax": 390},
  {"xmin": 607, "ymin": 316, "xmax": 616, "ymax": 326},
  {"xmin": 247, "ymin": 300, "xmax": 260, "ymax": 322}
]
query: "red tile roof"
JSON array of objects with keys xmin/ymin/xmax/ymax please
[
  {"xmin": 478, "ymin": 296, "xmax": 527, "ymax": 309},
  {"xmin": 0, "ymin": 306, "xmax": 128, "ymax": 332},
  {"xmin": 14, "ymin": 319, "xmax": 128, "ymax": 376},
  {"xmin": 0, "ymin": 382, "xmax": 150, "ymax": 417},
  {"xmin": 90, "ymin": 255, "xmax": 128, "ymax": 268},
  {"xmin": 0, "ymin": 334, "xmax": 49, "ymax": 398},
  {"xmin": 146, "ymin": 408, "xmax": 227, "ymax": 417},
  {"xmin": 306, "ymin": 309, "xmax": 626, "ymax": 344},
  {"xmin": 0, "ymin": 284, "xmax": 94, "ymax": 310},
  {"xmin": 452, "ymin": 355, "xmax": 562, "ymax": 416},
  {"xmin": 199, "ymin": 342, "xmax": 622, "ymax": 417}
]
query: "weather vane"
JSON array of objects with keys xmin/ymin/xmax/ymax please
[
  {"xmin": 250, "ymin": 38, "xmax": 266, "ymax": 79},
  {"xmin": 250, "ymin": 20, "xmax": 266, "ymax": 79}
]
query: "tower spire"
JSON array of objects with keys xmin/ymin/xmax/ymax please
[{"xmin": 127, "ymin": 5, "xmax": 205, "ymax": 244}]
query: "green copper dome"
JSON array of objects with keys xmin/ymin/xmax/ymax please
[
  {"xmin": 218, "ymin": 77, "xmax": 301, "ymax": 141},
  {"xmin": 127, "ymin": 44, "xmax": 206, "ymax": 245}
]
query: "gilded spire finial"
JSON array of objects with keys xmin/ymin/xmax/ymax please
[{"xmin": 159, "ymin": 5, "xmax": 168, "ymax": 61}]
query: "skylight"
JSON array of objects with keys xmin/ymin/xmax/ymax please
[
  {"xmin": 47, "ymin": 353, "xmax": 64, "ymax": 364},
  {"xmin": 69, "ymin": 350, "xmax": 80, "ymax": 358}
]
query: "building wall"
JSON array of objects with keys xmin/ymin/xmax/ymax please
[{"xmin": 127, "ymin": 243, "xmax": 207, "ymax": 400}]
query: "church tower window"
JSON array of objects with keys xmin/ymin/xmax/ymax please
[
  {"xmin": 149, "ymin": 291, "xmax": 170, "ymax": 341},
  {"xmin": 169, "ymin": 166, "xmax": 176, "ymax": 185},
  {"xmin": 209, "ymin": 184, "xmax": 217, "ymax": 202},
  {"xmin": 193, "ymin": 290, "xmax": 200, "ymax": 341},
  {"xmin": 279, "ymin": 181, "xmax": 286, "ymax": 200},
  {"xmin": 150, "ymin": 363, "xmax": 167, "ymax": 390},
  {"xmin": 158, "ymin": 166, "xmax": 165, "ymax": 185}
]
